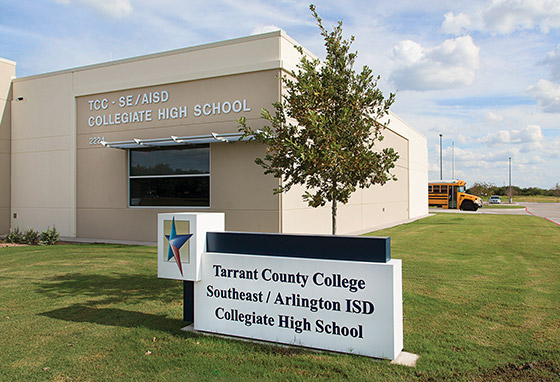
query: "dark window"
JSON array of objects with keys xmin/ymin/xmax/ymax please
[
  {"xmin": 441, "ymin": 185, "xmax": 448, "ymax": 194},
  {"xmin": 129, "ymin": 145, "xmax": 210, "ymax": 207},
  {"xmin": 433, "ymin": 185, "xmax": 440, "ymax": 193},
  {"xmin": 130, "ymin": 146, "xmax": 209, "ymax": 175},
  {"xmin": 428, "ymin": 185, "xmax": 432, "ymax": 193}
]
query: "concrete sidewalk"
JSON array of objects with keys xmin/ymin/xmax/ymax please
[{"xmin": 60, "ymin": 237, "xmax": 157, "ymax": 246}]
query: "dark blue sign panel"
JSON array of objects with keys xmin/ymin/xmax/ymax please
[
  {"xmin": 184, "ymin": 232, "xmax": 390, "ymax": 322},
  {"xmin": 206, "ymin": 232, "xmax": 390, "ymax": 263}
]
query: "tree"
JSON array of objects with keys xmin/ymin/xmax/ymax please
[
  {"xmin": 239, "ymin": 5, "xmax": 399, "ymax": 235},
  {"xmin": 467, "ymin": 182, "xmax": 496, "ymax": 196}
]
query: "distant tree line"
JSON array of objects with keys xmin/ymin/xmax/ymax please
[
  {"xmin": 131, "ymin": 163, "xmax": 206, "ymax": 175},
  {"xmin": 467, "ymin": 182, "xmax": 560, "ymax": 197}
]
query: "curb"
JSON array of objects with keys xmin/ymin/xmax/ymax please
[{"xmin": 524, "ymin": 207, "xmax": 560, "ymax": 226}]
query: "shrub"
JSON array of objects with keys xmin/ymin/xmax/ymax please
[
  {"xmin": 39, "ymin": 226, "xmax": 59, "ymax": 246},
  {"xmin": 4, "ymin": 227, "xmax": 24, "ymax": 244},
  {"xmin": 23, "ymin": 228, "xmax": 39, "ymax": 245},
  {"xmin": 3, "ymin": 226, "xmax": 60, "ymax": 246}
]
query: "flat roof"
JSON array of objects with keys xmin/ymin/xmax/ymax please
[
  {"xmin": 12, "ymin": 30, "xmax": 314, "ymax": 83},
  {"xmin": 0, "ymin": 57, "xmax": 16, "ymax": 66}
]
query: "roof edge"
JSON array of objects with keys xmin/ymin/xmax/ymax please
[
  {"xmin": 0, "ymin": 57, "xmax": 16, "ymax": 66},
  {"xmin": 12, "ymin": 30, "xmax": 289, "ymax": 83}
]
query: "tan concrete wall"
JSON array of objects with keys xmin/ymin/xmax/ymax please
[
  {"xmin": 384, "ymin": 112, "xmax": 428, "ymax": 219},
  {"xmin": 9, "ymin": 32, "xmax": 291, "ymax": 240},
  {"xmin": 10, "ymin": 73, "xmax": 76, "ymax": 235},
  {"xmin": 72, "ymin": 34, "xmax": 283, "ymax": 96},
  {"xmin": 77, "ymin": 142, "xmax": 280, "ymax": 241},
  {"xmin": 76, "ymin": 70, "xmax": 282, "ymax": 241},
  {"xmin": 7, "ymin": 31, "xmax": 426, "ymax": 241},
  {"xmin": 0, "ymin": 58, "xmax": 16, "ymax": 234},
  {"xmin": 75, "ymin": 70, "xmax": 277, "ymax": 137},
  {"xmin": 276, "ymin": 38, "xmax": 428, "ymax": 235},
  {"xmin": 281, "ymin": 128, "xmax": 410, "ymax": 235}
]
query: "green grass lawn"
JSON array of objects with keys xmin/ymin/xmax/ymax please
[
  {"xmin": 1, "ymin": 214, "xmax": 559, "ymax": 381},
  {"xmin": 482, "ymin": 204, "xmax": 525, "ymax": 209},
  {"xmin": 482, "ymin": 195, "xmax": 560, "ymax": 204},
  {"xmin": 513, "ymin": 195, "xmax": 560, "ymax": 203}
]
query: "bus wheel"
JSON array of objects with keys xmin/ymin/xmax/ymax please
[{"xmin": 461, "ymin": 200, "xmax": 475, "ymax": 211}]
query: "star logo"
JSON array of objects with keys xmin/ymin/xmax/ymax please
[{"xmin": 165, "ymin": 217, "xmax": 193, "ymax": 276}]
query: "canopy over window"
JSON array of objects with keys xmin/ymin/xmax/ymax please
[{"xmin": 101, "ymin": 132, "xmax": 253, "ymax": 149}]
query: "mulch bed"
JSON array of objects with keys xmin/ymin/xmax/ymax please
[{"xmin": 0, "ymin": 241, "xmax": 27, "ymax": 248}]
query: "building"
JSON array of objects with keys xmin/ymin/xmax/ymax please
[{"xmin": 0, "ymin": 31, "xmax": 428, "ymax": 242}]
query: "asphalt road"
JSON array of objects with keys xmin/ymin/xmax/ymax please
[
  {"xmin": 430, "ymin": 203, "xmax": 560, "ymax": 226},
  {"xmin": 523, "ymin": 202, "xmax": 560, "ymax": 226}
]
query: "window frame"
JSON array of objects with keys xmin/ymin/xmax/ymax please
[{"xmin": 127, "ymin": 144, "xmax": 211, "ymax": 209}]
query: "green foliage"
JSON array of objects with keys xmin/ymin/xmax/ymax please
[
  {"xmin": 468, "ymin": 181, "xmax": 560, "ymax": 198},
  {"xmin": 3, "ymin": 226, "xmax": 60, "ymax": 245},
  {"xmin": 23, "ymin": 228, "xmax": 39, "ymax": 245},
  {"xmin": 3, "ymin": 227, "xmax": 24, "ymax": 244},
  {"xmin": 239, "ymin": 4, "xmax": 398, "ymax": 234},
  {"xmin": 39, "ymin": 226, "xmax": 60, "ymax": 246}
]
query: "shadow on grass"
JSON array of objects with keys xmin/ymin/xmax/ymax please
[
  {"xmin": 40, "ymin": 305, "xmax": 187, "ymax": 335},
  {"xmin": 36, "ymin": 273, "xmax": 181, "ymax": 306},
  {"xmin": 36, "ymin": 273, "xmax": 188, "ymax": 335}
]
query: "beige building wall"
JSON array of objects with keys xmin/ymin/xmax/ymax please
[
  {"xmin": 7, "ymin": 30, "xmax": 427, "ymax": 241},
  {"xmin": 0, "ymin": 58, "xmax": 16, "ymax": 234},
  {"xmin": 281, "ymin": 127, "xmax": 411, "ymax": 235},
  {"xmin": 10, "ymin": 32, "xmax": 295, "ymax": 240},
  {"xmin": 386, "ymin": 112, "xmax": 429, "ymax": 219},
  {"xmin": 75, "ymin": 69, "xmax": 282, "ymax": 242},
  {"xmin": 10, "ymin": 73, "xmax": 77, "ymax": 236},
  {"xmin": 76, "ymin": 142, "xmax": 280, "ymax": 242}
]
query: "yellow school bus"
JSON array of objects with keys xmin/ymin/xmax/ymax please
[{"xmin": 428, "ymin": 180, "xmax": 483, "ymax": 211}]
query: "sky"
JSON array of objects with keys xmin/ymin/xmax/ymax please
[{"xmin": 1, "ymin": 0, "xmax": 559, "ymax": 189}]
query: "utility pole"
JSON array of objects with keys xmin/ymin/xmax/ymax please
[
  {"xmin": 439, "ymin": 134, "xmax": 443, "ymax": 180},
  {"xmin": 452, "ymin": 141, "xmax": 455, "ymax": 180},
  {"xmin": 509, "ymin": 157, "xmax": 512, "ymax": 204}
]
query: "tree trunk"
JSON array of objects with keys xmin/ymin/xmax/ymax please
[{"xmin": 331, "ymin": 197, "xmax": 337, "ymax": 235}]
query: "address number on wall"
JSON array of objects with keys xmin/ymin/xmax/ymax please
[{"xmin": 89, "ymin": 137, "xmax": 105, "ymax": 145}]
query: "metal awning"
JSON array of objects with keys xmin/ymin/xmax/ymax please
[{"xmin": 101, "ymin": 132, "xmax": 253, "ymax": 149}]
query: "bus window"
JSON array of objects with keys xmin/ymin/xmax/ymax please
[
  {"xmin": 428, "ymin": 185, "xmax": 432, "ymax": 193},
  {"xmin": 441, "ymin": 185, "xmax": 448, "ymax": 194},
  {"xmin": 433, "ymin": 185, "xmax": 440, "ymax": 193}
]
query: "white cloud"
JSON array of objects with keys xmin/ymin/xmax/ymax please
[
  {"xmin": 543, "ymin": 45, "xmax": 560, "ymax": 82},
  {"xmin": 251, "ymin": 24, "xmax": 282, "ymax": 35},
  {"xmin": 478, "ymin": 124, "xmax": 545, "ymax": 146},
  {"xmin": 390, "ymin": 36, "xmax": 480, "ymax": 91},
  {"xmin": 440, "ymin": 0, "xmax": 560, "ymax": 35},
  {"xmin": 55, "ymin": 0, "xmax": 132, "ymax": 19},
  {"xmin": 484, "ymin": 111, "xmax": 504, "ymax": 122},
  {"xmin": 528, "ymin": 79, "xmax": 560, "ymax": 113},
  {"xmin": 482, "ymin": 0, "xmax": 560, "ymax": 34},
  {"xmin": 441, "ymin": 12, "xmax": 471, "ymax": 35}
]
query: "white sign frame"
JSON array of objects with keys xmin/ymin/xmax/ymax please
[
  {"xmin": 157, "ymin": 212, "xmax": 224, "ymax": 281},
  {"xmin": 194, "ymin": 252, "xmax": 403, "ymax": 359}
]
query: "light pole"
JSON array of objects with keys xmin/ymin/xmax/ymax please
[
  {"xmin": 452, "ymin": 141, "xmax": 455, "ymax": 180},
  {"xmin": 439, "ymin": 134, "xmax": 443, "ymax": 180},
  {"xmin": 509, "ymin": 157, "xmax": 512, "ymax": 204}
]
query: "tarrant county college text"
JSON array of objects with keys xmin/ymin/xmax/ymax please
[{"xmin": 212, "ymin": 264, "xmax": 367, "ymax": 292}]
